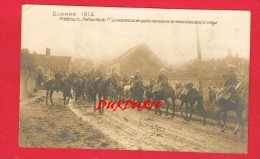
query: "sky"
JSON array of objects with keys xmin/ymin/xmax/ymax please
[{"xmin": 21, "ymin": 5, "xmax": 250, "ymax": 65}]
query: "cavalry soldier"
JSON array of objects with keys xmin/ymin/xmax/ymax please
[
  {"xmin": 133, "ymin": 70, "xmax": 143, "ymax": 81},
  {"xmin": 154, "ymin": 68, "xmax": 168, "ymax": 93},
  {"xmin": 111, "ymin": 67, "xmax": 117, "ymax": 78},
  {"xmin": 35, "ymin": 65, "xmax": 44, "ymax": 89},
  {"xmin": 131, "ymin": 70, "xmax": 143, "ymax": 90},
  {"xmin": 95, "ymin": 72, "xmax": 104, "ymax": 83},
  {"xmin": 61, "ymin": 66, "xmax": 67, "ymax": 77},
  {"xmin": 94, "ymin": 64, "xmax": 107, "ymax": 79},
  {"xmin": 224, "ymin": 64, "xmax": 238, "ymax": 87},
  {"xmin": 87, "ymin": 67, "xmax": 95, "ymax": 80},
  {"xmin": 121, "ymin": 74, "xmax": 129, "ymax": 86},
  {"xmin": 129, "ymin": 75, "xmax": 134, "ymax": 85},
  {"xmin": 53, "ymin": 67, "xmax": 63, "ymax": 92},
  {"xmin": 217, "ymin": 64, "xmax": 239, "ymax": 103}
]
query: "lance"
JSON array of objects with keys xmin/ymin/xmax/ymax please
[{"xmin": 196, "ymin": 25, "xmax": 203, "ymax": 97}]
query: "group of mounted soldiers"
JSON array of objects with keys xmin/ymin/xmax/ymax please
[
  {"xmin": 38, "ymin": 62, "xmax": 242, "ymax": 105},
  {"xmin": 40, "ymin": 63, "xmax": 247, "ymax": 138}
]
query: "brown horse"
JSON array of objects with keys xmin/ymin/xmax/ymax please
[
  {"xmin": 45, "ymin": 72, "xmax": 76, "ymax": 105},
  {"xmin": 208, "ymin": 79, "xmax": 248, "ymax": 138},
  {"xmin": 91, "ymin": 76, "xmax": 118, "ymax": 113},
  {"xmin": 149, "ymin": 79, "xmax": 176, "ymax": 117}
]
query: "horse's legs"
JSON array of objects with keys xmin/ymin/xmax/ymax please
[
  {"xmin": 93, "ymin": 93, "xmax": 96, "ymax": 112},
  {"xmin": 221, "ymin": 110, "xmax": 227, "ymax": 132},
  {"xmin": 46, "ymin": 89, "xmax": 49, "ymax": 105},
  {"xmin": 185, "ymin": 102, "xmax": 188, "ymax": 120},
  {"xmin": 64, "ymin": 96, "xmax": 66, "ymax": 105},
  {"xmin": 234, "ymin": 110, "xmax": 244, "ymax": 138},
  {"xmin": 171, "ymin": 97, "xmax": 176, "ymax": 118},
  {"xmin": 180, "ymin": 101, "xmax": 184, "ymax": 117},
  {"xmin": 165, "ymin": 99, "xmax": 170, "ymax": 116},
  {"xmin": 215, "ymin": 109, "xmax": 224, "ymax": 127},
  {"xmin": 202, "ymin": 108, "xmax": 206, "ymax": 125},
  {"xmin": 98, "ymin": 95, "xmax": 102, "ymax": 114},
  {"xmin": 50, "ymin": 90, "xmax": 54, "ymax": 105},
  {"xmin": 188, "ymin": 104, "xmax": 194, "ymax": 122}
]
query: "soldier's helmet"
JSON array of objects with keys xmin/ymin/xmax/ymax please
[{"xmin": 136, "ymin": 70, "xmax": 140, "ymax": 74}]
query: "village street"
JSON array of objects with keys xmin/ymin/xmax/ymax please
[{"xmin": 19, "ymin": 90, "xmax": 248, "ymax": 153}]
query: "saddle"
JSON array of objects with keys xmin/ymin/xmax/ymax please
[{"xmin": 216, "ymin": 86, "xmax": 236, "ymax": 104}]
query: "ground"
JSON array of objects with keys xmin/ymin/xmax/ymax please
[{"xmin": 19, "ymin": 90, "xmax": 248, "ymax": 153}]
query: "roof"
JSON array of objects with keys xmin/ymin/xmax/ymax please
[
  {"xmin": 110, "ymin": 43, "xmax": 163, "ymax": 67},
  {"xmin": 21, "ymin": 52, "xmax": 72, "ymax": 71}
]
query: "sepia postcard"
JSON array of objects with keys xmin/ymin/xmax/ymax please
[{"xmin": 20, "ymin": 5, "xmax": 250, "ymax": 153}]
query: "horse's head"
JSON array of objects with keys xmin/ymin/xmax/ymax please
[
  {"xmin": 208, "ymin": 87, "xmax": 219, "ymax": 104},
  {"xmin": 149, "ymin": 78, "xmax": 156, "ymax": 88}
]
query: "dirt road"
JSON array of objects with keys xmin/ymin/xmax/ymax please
[{"xmin": 19, "ymin": 90, "xmax": 247, "ymax": 153}]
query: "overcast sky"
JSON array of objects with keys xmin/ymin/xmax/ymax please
[{"xmin": 21, "ymin": 5, "xmax": 250, "ymax": 65}]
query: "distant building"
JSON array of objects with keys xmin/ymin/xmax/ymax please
[
  {"xmin": 109, "ymin": 43, "xmax": 165, "ymax": 78},
  {"xmin": 21, "ymin": 48, "xmax": 72, "ymax": 75}
]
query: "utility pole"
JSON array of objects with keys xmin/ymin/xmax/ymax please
[{"xmin": 196, "ymin": 25, "xmax": 203, "ymax": 97}]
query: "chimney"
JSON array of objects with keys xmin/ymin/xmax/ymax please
[{"xmin": 46, "ymin": 48, "xmax": 51, "ymax": 56}]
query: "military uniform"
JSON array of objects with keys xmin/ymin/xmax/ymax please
[
  {"xmin": 154, "ymin": 69, "xmax": 168, "ymax": 93},
  {"xmin": 131, "ymin": 70, "xmax": 143, "ymax": 89},
  {"xmin": 216, "ymin": 65, "xmax": 239, "ymax": 103}
]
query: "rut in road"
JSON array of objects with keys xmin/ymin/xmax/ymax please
[{"xmin": 68, "ymin": 100, "xmax": 247, "ymax": 153}]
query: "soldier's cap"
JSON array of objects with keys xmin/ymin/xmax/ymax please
[{"xmin": 136, "ymin": 70, "xmax": 140, "ymax": 73}]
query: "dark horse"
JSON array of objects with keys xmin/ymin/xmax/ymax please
[
  {"xmin": 175, "ymin": 83, "xmax": 189, "ymax": 117},
  {"xmin": 175, "ymin": 83, "xmax": 206, "ymax": 125},
  {"xmin": 72, "ymin": 77, "xmax": 86, "ymax": 102},
  {"xmin": 132, "ymin": 80, "xmax": 145, "ymax": 102},
  {"xmin": 208, "ymin": 79, "xmax": 248, "ymax": 138},
  {"xmin": 45, "ymin": 72, "xmax": 76, "ymax": 106},
  {"xmin": 91, "ymin": 76, "xmax": 118, "ymax": 114},
  {"xmin": 184, "ymin": 86, "xmax": 206, "ymax": 125},
  {"xmin": 149, "ymin": 79, "xmax": 176, "ymax": 117}
]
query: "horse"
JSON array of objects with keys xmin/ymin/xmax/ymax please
[
  {"xmin": 132, "ymin": 80, "xmax": 145, "ymax": 102},
  {"xmin": 149, "ymin": 79, "xmax": 176, "ymax": 117},
  {"xmin": 175, "ymin": 83, "xmax": 189, "ymax": 117},
  {"xmin": 123, "ymin": 85, "xmax": 132, "ymax": 100},
  {"xmin": 91, "ymin": 76, "xmax": 119, "ymax": 114},
  {"xmin": 184, "ymin": 86, "xmax": 206, "ymax": 125},
  {"xmin": 72, "ymin": 77, "xmax": 86, "ymax": 102},
  {"xmin": 208, "ymin": 79, "xmax": 248, "ymax": 138},
  {"xmin": 45, "ymin": 72, "xmax": 76, "ymax": 106}
]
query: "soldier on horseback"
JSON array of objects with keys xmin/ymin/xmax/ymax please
[
  {"xmin": 35, "ymin": 65, "xmax": 44, "ymax": 89},
  {"xmin": 121, "ymin": 74, "xmax": 129, "ymax": 86},
  {"xmin": 154, "ymin": 68, "xmax": 169, "ymax": 95},
  {"xmin": 217, "ymin": 64, "xmax": 239, "ymax": 104},
  {"xmin": 87, "ymin": 67, "xmax": 95, "ymax": 80},
  {"xmin": 131, "ymin": 70, "xmax": 143, "ymax": 87},
  {"xmin": 53, "ymin": 67, "xmax": 64, "ymax": 92},
  {"xmin": 130, "ymin": 70, "xmax": 143, "ymax": 93}
]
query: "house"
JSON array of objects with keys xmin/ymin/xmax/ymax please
[
  {"xmin": 109, "ymin": 43, "xmax": 164, "ymax": 78},
  {"xmin": 21, "ymin": 48, "xmax": 72, "ymax": 76}
]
